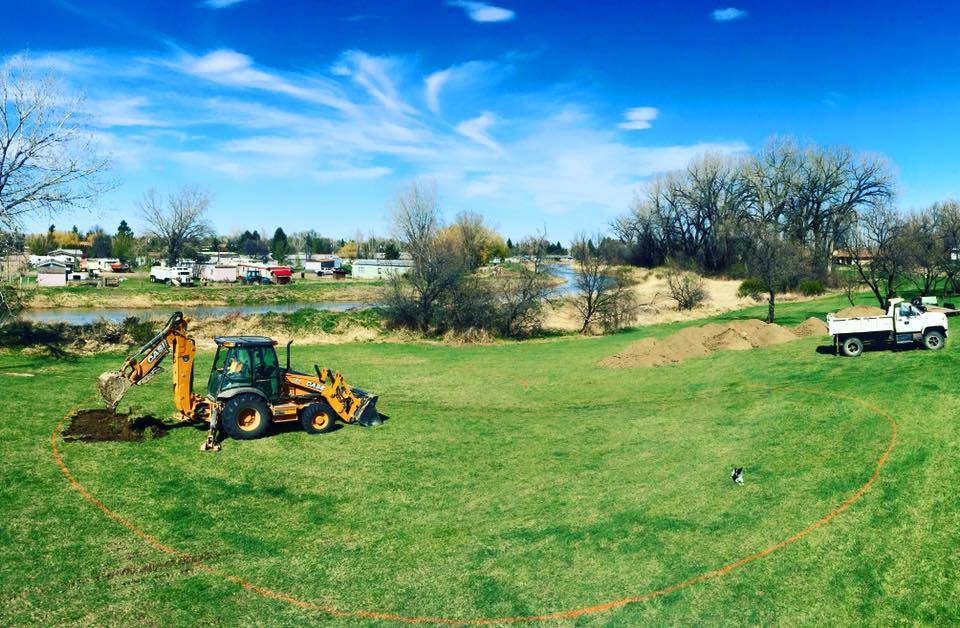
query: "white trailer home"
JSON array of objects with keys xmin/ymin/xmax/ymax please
[
  {"xmin": 351, "ymin": 259, "xmax": 414, "ymax": 279},
  {"xmin": 36, "ymin": 261, "xmax": 69, "ymax": 287},
  {"xmin": 200, "ymin": 264, "xmax": 239, "ymax": 282}
]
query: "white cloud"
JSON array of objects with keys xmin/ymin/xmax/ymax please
[
  {"xmin": 424, "ymin": 60, "xmax": 501, "ymax": 114},
  {"xmin": 448, "ymin": 1, "xmax": 515, "ymax": 23},
  {"xmin": 178, "ymin": 49, "xmax": 354, "ymax": 111},
  {"xmin": 314, "ymin": 166, "xmax": 393, "ymax": 184},
  {"xmin": 425, "ymin": 69, "xmax": 452, "ymax": 113},
  {"xmin": 21, "ymin": 46, "xmax": 751, "ymax": 234},
  {"xmin": 618, "ymin": 107, "xmax": 658, "ymax": 130},
  {"xmin": 88, "ymin": 97, "xmax": 167, "ymax": 128},
  {"xmin": 199, "ymin": 0, "xmax": 248, "ymax": 8},
  {"xmin": 711, "ymin": 7, "xmax": 748, "ymax": 21},
  {"xmin": 455, "ymin": 111, "xmax": 503, "ymax": 152},
  {"xmin": 333, "ymin": 50, "xmax": 413, "ymax": 113}
]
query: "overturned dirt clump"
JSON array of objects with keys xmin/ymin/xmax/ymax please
[
  {"xmin": 834, "ymin": 305, "xmax": 886, "ymax": 318},
  {"xmin": 794, "ymin": 317, "xmax": 829, "ymax": 337},
  {"xmin": 63, "ymin": 409, "xmax": 169, "ymax": 443},
  {"xmin": 599, "ymin": 319, "xmax": 798, "ymax": 369}
]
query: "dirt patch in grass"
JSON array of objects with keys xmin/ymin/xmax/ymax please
[
  {"xmin": 794, "ymin": 317, "xmax": 829, "ymax": 337},
  {"xmin": 63, "ymin": 409, "xmax": 169, "ymax": 442},
  {"xmin": 834, "ymin": 305, "xmax": 886, "ymax": 318},
  {"xmin": 600, "ymin": 319, "xmax": 798, "ymax": 368}
]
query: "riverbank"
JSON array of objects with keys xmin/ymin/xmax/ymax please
[{"xmin": 21, "ymin": 275, "xmax": 384, "ymax": 309}]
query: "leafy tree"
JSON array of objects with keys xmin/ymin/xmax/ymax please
[
  {"xmin": 270, "ymin": 227, "xmax": 290, "ymax": 263},
  {"xmin": 111, "ymin": 233, "xmax": 135, "ymax": 263},
  {"xmin": 117, "ymin": 220, "xmax": 133, "ymax": 238},
  {"xmin": 89, "ymin": 232, "xmax": 112, "ymax": 258},
  {"xmin": 383, "ymin": 241, "xmax": 401, "ymax": 260},
  {"xmin": 337, "ymin": 240, "xmax": 358, "ymax": 259}
]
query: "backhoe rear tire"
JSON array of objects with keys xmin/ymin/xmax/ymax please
[
  {"xmin": 221, "ymin": 394, "xmax": 272, "ymax": 440},
  {"xmin": 300, "ymin": 402, "xmax": 337, "ymax": 434}
]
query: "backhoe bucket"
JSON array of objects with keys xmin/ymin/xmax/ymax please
[
  {"xmin": 98, "ymin": 371, "xmax": 132, "ymax": 411},
  {"xmin": 353, "ymin": 390, "xmax": 382, "ymax": 427}
]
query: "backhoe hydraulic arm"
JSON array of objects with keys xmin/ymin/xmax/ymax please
[{"xmin": 98, "ymin": 311, "xmax": 201, "ymax": 417}]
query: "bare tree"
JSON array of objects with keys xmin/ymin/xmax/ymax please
[
  {"xmin": 842, "ymin": 204, "xmax": 907, "ymax": 308},
  {"xmin": 572, "ymin": 234, "xmax": 636, "ymax": 334},
  {"xmin": 900, "ymin": 208, "xmax": 947, "ymax": 296},
  {"xmin": 492, "ymin": 234, "xmax": 554, "ymax": 338},
  {"xmin": 139, "ymin": 186, "xmax": 212, "ymax": 266},
  {"xmin": 934, "ymin": 199, "xmax": 960, "ymax": 294},
  {"xmin": 385, "ymin": 181, "xmax": 466, "ymax": 333},
  {"xmin": 743, "ymin": 225, "xmax": 803, "ymax": 323},
  {"xmin": 0, "ymin": 56, "xmax": 113, "ymax": 231}
]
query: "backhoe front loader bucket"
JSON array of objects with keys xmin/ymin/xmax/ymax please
[
  {"xmin": 352, "ymin": 389, "xmax": 382, "ymax": 426},
  {"xmin": 98, "ymin": 371, "xmax": 132, "ymax": 410}
]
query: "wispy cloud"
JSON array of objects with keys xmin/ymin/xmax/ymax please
[
  {"xmin": 455, "ymin": 111, "xmax": 503, "ymax": 152},
  {"xmin": 199, "ymin": 0, "xmax": 249, "ymax": 9},
  {"xmin": 448, "ymin": 1, "xmax": 515, "ymax": 23},
  {"xmin": 424, "ymin": 60, "xmax": 500, "ymax": 114},
  {"xmin": 618, "ymin": 107, "xmax": 658, "ymax": 130},
  {"xmin": 711, "ymin": 7, "xmax": 748, "ymax": 22},
  {"xmin": 10, "ymin": 46, "xmax": 747, "ymax": 231}
]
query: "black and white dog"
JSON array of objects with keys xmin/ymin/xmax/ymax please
[{"xmin": 731, "ymin": 467, "xmax": 744, "ymax": 485}]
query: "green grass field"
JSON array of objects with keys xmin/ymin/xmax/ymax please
[{"xmin": 2, "ymin": 294, "xmax": 959, "ymax": 625}]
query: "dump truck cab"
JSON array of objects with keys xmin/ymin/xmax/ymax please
[{"xmin": 208, "ymin": 336, "xmax": 282, "ymax": 402}]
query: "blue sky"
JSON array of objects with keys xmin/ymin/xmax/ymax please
[{"xmin": 5, "ymin": 0, "xmax": 960, "ymax": 241}]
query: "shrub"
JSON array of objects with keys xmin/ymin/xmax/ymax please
[
  {"xmin": 797, "ymin": 279, "xmax": 825, "ymax": 296},
  {"xmin": 665, "ymin": 268, "xmax": 707, "ymax": 310},
  {"xmin": 737, "ymin": 277, "xmax": 766, "ymax": 301}
]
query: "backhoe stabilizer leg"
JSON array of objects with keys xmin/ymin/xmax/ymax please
[{"xmin": 201, "ymin": 406, "xmax": 222, "ymax": 452}]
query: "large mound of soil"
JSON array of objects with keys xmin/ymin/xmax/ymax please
[
  {"xmin": 599, "ymin": 319, "xmax": 798, "ymax": 369},
  {"xmin": 834, "ymin": 305, "xmax": 886, "ymax": 318},
  {"xmin": 63, "ymin": 409, "xmax": 169, "ymax": 442},
  {"xmin": 794, "ymin": 317, "xmax": 829, "ymax": 337}
]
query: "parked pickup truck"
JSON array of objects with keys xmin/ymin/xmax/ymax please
[{"xmin": 828, "ymin": 298, "xmax": 948, "ymax": 357}]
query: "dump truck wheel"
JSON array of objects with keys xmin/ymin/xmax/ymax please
[
  {"xmin": 221, "ymin": 394, "xmax": 271, "ymax": 440},
  {"xmin": 923, "ymin": 330, "xmax": 945, "ymax": 350},
  {"xmin": 300, "ymin": 402, "xmax": 337, "ymax": 434},
  {"xmin": 841, "ymin": 336, "xmax": 863, "ymax": 357}
]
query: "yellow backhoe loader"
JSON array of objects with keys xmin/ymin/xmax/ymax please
[{"xmin": 97, "ymin": 311, "xmax": 380, "ymax": 450}]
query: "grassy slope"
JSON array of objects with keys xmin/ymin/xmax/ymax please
[
  {"xmin": 22, "ymin": 276, "xmax": 384, "ymax": 309},
  {"xmin": 2, "ymin": 292, "xmax": 959, "ymax": 625}
]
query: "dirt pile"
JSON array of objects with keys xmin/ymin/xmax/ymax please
[
  {"xmin": 599, "ymin": 319, "xmax": 798, "ymax": 369},
  {"xmin": 794, "ymin": 317, "xmax": 829, "ymax": 337},
  {"xmin": 834, "ymin": 305, "xmax": 885, "ymax": 318},
  {"xmin": 63, "ymin": 409, "xmax": 169, "ymax": 442}
]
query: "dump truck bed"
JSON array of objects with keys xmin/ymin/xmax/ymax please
[{"xmin": 826, "ymin": 314, "xmax": 894, "ymax": 336}]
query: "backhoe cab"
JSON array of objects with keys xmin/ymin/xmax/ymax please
[{"xmin": 97, "ymin": 311, "xmax": 380, "ymax": 451}]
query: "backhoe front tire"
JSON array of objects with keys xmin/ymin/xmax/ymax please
[
  {"xmin": 923, "ymin": 330, "xmax": 945, "ymax": 350},
  {"xmin": 221, "ymin": 394, "xmax": 272, "ymax": 440},
  {"xmin": 841, "ymin": 336, "xmax": 864, "ymax": 357},
  {"xmin": 300, "ymin": 402, "xmax": 338, "ymax": 434}
]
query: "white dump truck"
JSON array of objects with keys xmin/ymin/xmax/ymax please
[
  {"xmin": 828, "ymin": 298, "xmax": 948, "ymax": 357},
  {"xmin": 149, "ymin": 264, "xmax": 195, "ymax": 286}
]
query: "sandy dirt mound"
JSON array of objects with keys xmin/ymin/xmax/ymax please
[
  {"xmin": 63, "ymin": 409, "xmax": 169, "ymax": 442},
  {"xmin": 599, "ymin": 319, "xmax": 798, "ymax": 369},
  {"xmin": 794, "ymin": 317, "xmax": 829, "ymax": 337},
  {"xmin": 834, "ymin": 305, "xmax": 886, "ymax": 318}
]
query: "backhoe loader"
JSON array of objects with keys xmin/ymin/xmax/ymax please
[{"xmin": 97, "ymin": 311, "xmax": 380, "ymax": 450}]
